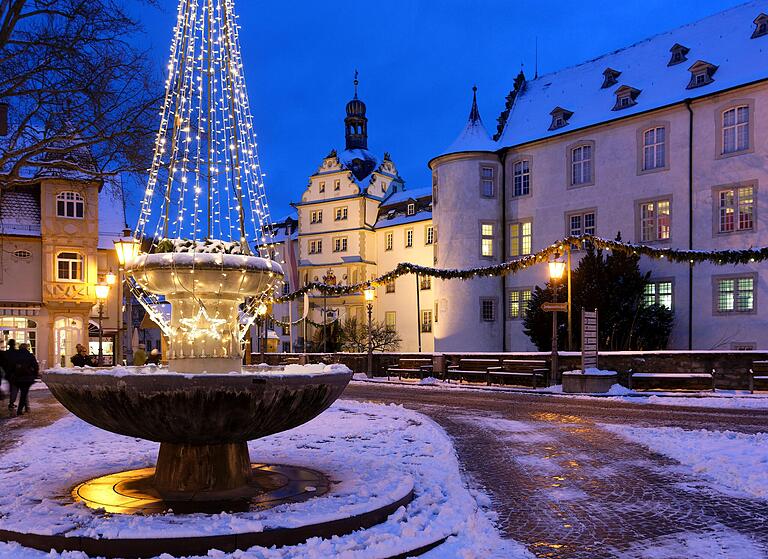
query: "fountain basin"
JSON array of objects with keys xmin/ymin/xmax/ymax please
[{"xmin": 43, "ymin": 366, "xmax": 352, "ymax": 496}]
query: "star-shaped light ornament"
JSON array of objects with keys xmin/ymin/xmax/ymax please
[{"xmin": 178, "ymin": 307, "xmax": 227, "ymax": 341}]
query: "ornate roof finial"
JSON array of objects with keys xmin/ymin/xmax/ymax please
[
  {"xmin": 354, "ymin": 69, "xmax": 359, "ymax": 99},
  {"xmin": 469, "ymin": 85, "xmax": 481, "ymax": 123}
]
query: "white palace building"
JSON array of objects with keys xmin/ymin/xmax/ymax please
[{"xmin": 270, "ymin": 1, "xmax": 768, "ymax": 353}]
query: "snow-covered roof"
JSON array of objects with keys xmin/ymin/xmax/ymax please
[
  {"xmin": 381, "ymin": 186, "xmax": 432, "ymax": 206},
  {"xmin": 374, "ymin": 210, "xmax": 432, "ymax": 229},
  {"xmin": 0, "ymin": 190, "xmax": 41, "ymax": 236},
  {"xmin": 499, "ymin": 1, "xmax": 768, "ymax": 147},
  {"xmin": 98, "ymin": 180, "xmax": 127, "ymax": 249},
  {"xmin": 439, "ymin": 88, "xmax": 497, "ymax": 156}
]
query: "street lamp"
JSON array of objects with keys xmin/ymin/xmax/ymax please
[
  {"xmin": 257, "ymin": 302, "xmax": 268, "ymax": 363},
  {"xmin": 548, "ymin": 260, "xmax": 566, "ymax": 386},
  {"xmin": 113, "ymin": 229, "xmax": 141, "ymax": 269},
  {"xmin": 363, "ymin": 284, "xmax": 375, "ymax": 378},
  {"xmin": 105, "ymin": 271, "xmax": 117, "ymax": 286},
  {"xmin": 95, "ymin": 282, "xmax": 110, "ymax": 366}
]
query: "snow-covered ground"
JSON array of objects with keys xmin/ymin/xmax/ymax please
[
  {"xmin": 0, "ymin": 400, "xmax": 531, "ymax": 559},
  {"xmin": 603, "ymin": 424, "xmax": 768, "ymax": 499}
]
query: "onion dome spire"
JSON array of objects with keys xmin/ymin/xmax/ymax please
[{"xmin": 345, "ymin": 70, "xmax": 368, "ymax": 150}]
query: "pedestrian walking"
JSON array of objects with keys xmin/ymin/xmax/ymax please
[
  {"xmin": 0, "ymin": 341, "xmax": 6, "ymax": 401},
  {"xmin": 10, "ymin": 343, "xmax": 38, "ymax": 416},
  {"xmin": 4, "ymin": 339, "xmax": 19, "ymax": 412}
]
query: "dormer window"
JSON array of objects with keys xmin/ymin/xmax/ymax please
[
  {"xmin": 686, "ymin": 60, "xmax": 718, "ymax": 89},
  {"xmin": 406, "ymin": 203, "xmax": 415, "ymax": 216},
  {"xmin": 601, "ymin": 68, "xmax": 621, "ymax": 89},
  {"xmin": 548, "ymin": 107, "xmax": 573, "ymax": 131},
  {"xmin": 752, "ymin": 13, "xmax": 768, "ymax": 38},
  {"xmin": 668, "ymin": 43, "xmax": 690, "ymax": 66},
  {"xmin": 612, "ymin": 86, "xmax": 641, "ymax": 111}
]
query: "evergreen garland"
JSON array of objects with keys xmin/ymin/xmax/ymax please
[{"xmin": 273, "ymin": 235, "xmax": 768, "ymax": 303}]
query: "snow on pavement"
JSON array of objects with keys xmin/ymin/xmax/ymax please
[
  {"xmin": 0, "ymin": 400, "xmax": 531, "ymax": 559},
  {"xmin": 602, "ymin": 424, "xmax": 768, "ymax": 500}
]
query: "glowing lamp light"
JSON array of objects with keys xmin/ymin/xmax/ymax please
[
  {"xmin": 105, "ymin": 271, "xmax": 117, "ymax": 285},
  {"xmin": 95, "ymin": 283, "xmax": 110, "ymax": 301},
  {"xmin": 548, "ymin": 261, "xmax": 566, "ymax": 281},
  {"xmin": 114, "ymin": 232, "xmax": 141, "ymax": 267},
  {"xmin": 363, "ymin": 285, "xmax": 375, "ymax": 302},
  {"xmin": 256, "ymin": 302, "xmax": 268, "ymax": 316}
]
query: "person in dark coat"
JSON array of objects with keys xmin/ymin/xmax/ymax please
[
  {"xmin": 10, "ymin": 343, "xmax": 38, "ymax": 416},
  {"xmin": 0, "ymin": 342, "xmax": 6, "ymax": 401},
  {"xmin": 4, "ymin": 339, "xmax": 19, "ymax": 411},
  {"xmin": 70, "ymin": 344, "xmax": 94, "ymax": 367}
]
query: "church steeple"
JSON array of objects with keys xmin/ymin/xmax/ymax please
[{"xmin": 345, "ymin": 70, "xmax": 368, "ymax": 150}]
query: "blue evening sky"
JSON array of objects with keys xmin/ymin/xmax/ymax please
[{"xmin": 127, "ymin": 0, "xmax": 740, "ymax": 222}]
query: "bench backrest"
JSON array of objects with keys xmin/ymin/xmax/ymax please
[
  {"xmin": 501, "ymin": 359, "xmax": 548, "ymax": 372},
  {"xmin": 398, "ymin": 358, "xmax": 432, "ymax": 367},
  {"xmin": 753, "ymin": 360, "xmax": 768, "ymax": 374},
  {"xmin": 457, "ymin": 358, "xmax": 500, "ymax": 370}
]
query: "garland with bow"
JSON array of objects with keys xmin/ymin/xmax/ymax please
[{"xmin": 272, "ymin": 234, "xmax": 768, "ymax": 303}]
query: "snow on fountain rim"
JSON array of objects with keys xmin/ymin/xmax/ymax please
[
  {"xmin": 0, "ymin": 400, "xmax": 523, "ymax": 558},
  {"xmin": 43, "ymin": 362, "xmax": 352, "ymax": 380},
  {"xmin": 128, "ymin": 251, "xmax": 284, "ymax": 275}
]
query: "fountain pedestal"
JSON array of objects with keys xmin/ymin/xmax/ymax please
[{"xmin": 154, "ymin": 442, "xmax": 252, "ymax": 496}]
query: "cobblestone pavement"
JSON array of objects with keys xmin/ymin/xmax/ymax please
[{"xmin": 344, "ymin": 383, "xmax": 768, "ymax": 559}]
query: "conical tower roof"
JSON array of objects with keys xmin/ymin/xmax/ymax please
[{"xmin": 440, "ymin": 86, "xmax": 496, "ymax": 156}]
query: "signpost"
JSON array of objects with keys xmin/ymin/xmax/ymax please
[
  {"xmin": 542, "ymin": 302, "xmax": 567, "ymax": 313},
  {"xmin": 581, "ymin": 309, "xmax": 598, "ymax": 372}
]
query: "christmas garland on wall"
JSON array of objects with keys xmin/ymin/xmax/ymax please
[{"xmin": 273, "ymin": 234, "xmax": 768, "ymax": 303}]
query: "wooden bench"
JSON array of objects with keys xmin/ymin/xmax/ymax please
[
  {"xmin": 749, "ymin": 360, "xmax": 768, "ymax": 393},
  {"xmin": 488, "ymin": 359, "xmax": 548, "ymax": 388},
  {"xmin": 446, "ymin": 358, "xmax": 501, "ymax": 384},
  {"xmin": 279, "ymin": 357, "xmax": 301, "ymax": 366},
  {"xmin": 387, "ymin": 358, "xmax": 433, "ymax": 380},
  {"xmin": 628, "ymin": 370, "xmax": 715, "ymax": 392}
]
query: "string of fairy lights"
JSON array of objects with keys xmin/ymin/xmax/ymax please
[{"xmin": 126, "ymin": 0, "xmax": 284, "ymax": 340}]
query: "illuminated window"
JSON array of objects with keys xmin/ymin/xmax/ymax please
[
  {"xmin": 385, "ymin": 311, "xmax": 396, "ymax": 330},
  {"xmin": 716, "ymin": 276, "xmax": 754, "ymax": 313},
  {"xmin": 639, "ymin": 199, "xmax": 671, "ymax": 242},
  {"xmin": 643, "ymin": 281, "xmax": 673, "ymax": 309},
  {"xmin": 717, "ymin": 186, "xmax": 754, "ymax": 233},
  {"xmin": 508, "ymin": 289, "xmax": 532, "ymax": 319},
  {"xmin": 421, "ymin": 310, "xmax": 433, "ymax": 333},
  {"xmin": 510, "ymin": 221, "xmax": 532, "ymax": 257},
  {"xmin": 56, "ymin": 252, "xmax": 83, "ymax": 281},
  {"xmin": 481, "ymin": 223, "xmax": 494, "ymax": 257}
]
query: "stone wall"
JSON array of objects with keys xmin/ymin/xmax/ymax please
[{"xmin": 253, "ymin": 351, "xmax": 768, "ymax": 390}]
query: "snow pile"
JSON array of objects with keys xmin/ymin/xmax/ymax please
[
  {"xmin": 619, "ymin": 394, "xmax": 768, "ymax": 409},
  {"xmin": 155, "ymin": 237, "xmax": 247, "ymax": 254},
  {"xmin": 603, "ymin": 424, "xmax": 768, "ymax": 499},
  {"xmin": 0, "ymin": 400, "xmax": 526, "ymax": 558},
  {"xmin": 45, "ymin": 363, "xmax": 351, "ymax": 379},
  {"xmin": 562, "ymin": 368, "xmax": 618, "ymax": 376}
]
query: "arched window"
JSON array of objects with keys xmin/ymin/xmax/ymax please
[
  {"xmin": 56, "ymin": 191, "xmax": 84, "ymax": 218},
  {"xmin": 56, "ymin": 252, "xmax": 84, "ymax": 281}
]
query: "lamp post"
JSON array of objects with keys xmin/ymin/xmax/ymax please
[
  {"xmin": 114, "ymin": 230, "xmax": 141, "ymax": 364},
  {"xmin": 363, "ymin": 285, "xmax": 375, "ymax": 378},
  {"xmin": 257, "ymin": 302, "xmax": 268, "ymax": 363},
  {"xmin": 95, "ymin": 282, "xmax": 110, "ymax": 366},
  {"xmin": 548, "ymin": 260, "xmax": 566, "ymax": 386}
]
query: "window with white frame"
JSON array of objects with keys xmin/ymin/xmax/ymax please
[
  {"xmin": 333, "ymin": 237, "xmax": 348, "ymax": 252},
  {"xmin": 570, "ymin": 145, "xmax": 593, "ymax": 186},
  {"xmin": 405, "ymin": 228, "xmax": 414, "ymax": 248},
  {"xmin": 715, "ymin": 276, "xmax": 755, "ymax": 313},
  {"xmin": 643, "ymin": 127, "xmax": 666, "ymax": 170},
  {"xmin": 319, "ymin": 182, "xmax": 325, "ymax": 193},
  {"xmin": 425, "ymin": 225, "xmax": 434, "ymax": 245},
  {"xmin": 384, "ymin": 311, "xmax": 396, "ymax": 330},
  {"xmin": 639, "ymin": 199, "xmax": 671, "ymax": 242},
  {"xmin": 510, "ymin": 221, "xmax": 532, "ymax": 257},
  {"xmin": 722, "ymin": 106, "xmax": 749, "ymax": 154},
  {"xmin": 512, "ymin": 160, "xmax": 530, "ymax": 196},
  {"xmin": 385, "ymin": 231, "xmax": 393, "ymax": 251},
  {"xmin": 421, "ymin": 310, "xmax": 433, "ymax": 333},
  {"xmin": 480, "ymin": 298, "xmax": 496, "ymax": 322},
  {"xmin": 56, "ymin": 191, "xmax": 84, "ymax": 219},
  {"xmin": 56, "ymin": 252, "xmax": 83, "ymax": 281},
  {"xmin": 420, "ymin": 275, "xmax": 431, "ymax": 290},
  {"xmin": 385, "ymin": 280, "xmax": 395, "ymax": 294},
  {"xmin": 480, "ymin": 166, "xmax": 495, "ymax": 197},
  {"xmin": 333, "ymin": 179, "xmax": 340, "ymax": 191},
  {"xmin": 568, "ymin": 211, "xmax": 596, "ymax": 237},
  {"xmin": 717, "ymin": 186, "xmax": 754, "ymax": 233},
  {"xmin": 308, "ymin": 239, "xmax": 322, "ymax": 254},
  {"xmin": 508, "ymin": 288, "xmax": 532, "ymax": 319},
  {"xmin": 643, "ymin": 281, "xmax": 673, "ymax": 309},
  {"xmin": 481, "ymin": 223, "xmax": 494, "ymax": 257},
  {"xmin": 310, "ymin": 210, "xmax": 323, "ymax": 224},
  {"xmin": 406, "ymin": 203, "xmax": 415, "ymax": 216},
  {"xmin": 334, "ymin": 206, "xmax": 348, "ymax": 221}
]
